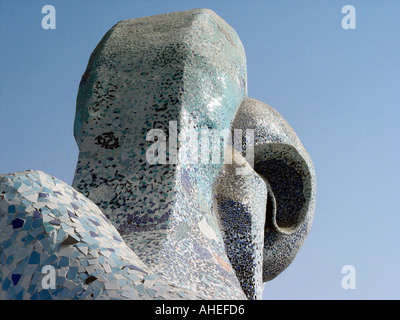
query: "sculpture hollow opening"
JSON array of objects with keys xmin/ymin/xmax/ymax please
[{"xmin": 254, "ymin": 143, "xmax": 312, "ymax": 235}]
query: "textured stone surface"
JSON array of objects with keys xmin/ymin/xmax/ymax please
[
  {"xmin": 214, "ymin": 146, "xmax": 267, "ymax": 299},
  {"xmin": 231, "ymin": 97, "xmax": 316, "ymax": 282},
  {"xmin": 73, "ymin": 8, "xmax": 247, "ymax": 299},
  {"xmin": 0, "ymin": 171, "xmax": 202, "ymax": 300},
  {"xmin": 0, "ymin": 8, "xmax": 316, "ymax": 300}
]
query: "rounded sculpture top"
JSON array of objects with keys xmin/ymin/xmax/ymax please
[{"xmin": 74, "ymin": 8, "xmax": 247, "ymax": 148}]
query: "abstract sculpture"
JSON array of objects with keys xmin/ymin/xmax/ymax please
[{"xmin": 0, "ymin": 9, "xmax": 316, "ymax": 300}]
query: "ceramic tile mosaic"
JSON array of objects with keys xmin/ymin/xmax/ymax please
[
  {"xmin": 0, "ymin": 170, "xmax": 203, "ymax": 300},
  {"xmin": 72, "ymin": 8, "xmax": 248, "ymax": 300},
  {"xmin": 0, "ymin": 9, "xmax": 316, "ymax": 300},
  {"xmin": 231, "ymin": 97, "xmax": 316, "ymax": 283}
]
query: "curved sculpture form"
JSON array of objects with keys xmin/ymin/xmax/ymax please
[
  {"xmin": 0, "ymin": 171, "xmax": 201, "ymax": 299},
  {"xmin": 0, "ymin": 9, "xmax": 316, "ymax": 300},
  {"xmin": 215, "ymin": 97, "xmax": 316, "ymax": 299},
  {"xmin": 231, "ymin": 97, "xmax": 316, "ymax": 283},
  {"xmin": 73, "ymin": 8, "xmax": 247, "ymax": 299}
]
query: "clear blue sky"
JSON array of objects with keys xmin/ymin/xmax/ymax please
[{"xmin": 1, "ymin": 0, "xmax": 399, "ymax": 300}]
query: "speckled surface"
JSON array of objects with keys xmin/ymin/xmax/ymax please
[
  {"xmin": 0, "ymin": 9, "xmax": 316, "ymax": 300},
  {"xmin": 72, "ymin": 8, "xmax": 248, "ymax": 299},
  {"xmin": 0, "ymin": 170, "xmax": 202, "ymax": 300},
  {"xmin": 229, "ymin": 97, "xmax": 316, "ymax": 283}
]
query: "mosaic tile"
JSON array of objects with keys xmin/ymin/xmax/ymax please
[
  {"xmin": 0, "ymin": 8, "xmax": 315, "ymax": 300},
  {"xmin": 0, "ymin": 170, "xmax": 205, "ymax": 299}
]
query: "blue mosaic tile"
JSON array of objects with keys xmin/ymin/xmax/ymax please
[
  {"xmin": 12, "ymin": 218, "xmax": 24, "ymax": 229},
  {"xmin": 28, "ymin": 251, "xmax": 40, "ymax": 264},
  {"xmin": 11, "ymin": 274, "xmax": 22, "ymax": 286}
]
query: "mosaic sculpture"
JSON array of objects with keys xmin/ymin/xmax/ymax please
[{"xmin": 0, "ymin": 9, "xmax": 316, "ymax": 300}]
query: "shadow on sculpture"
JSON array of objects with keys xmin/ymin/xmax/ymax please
[{"xmin": 0, "ymin": 8, "xmax": 316, "ymax": 300}]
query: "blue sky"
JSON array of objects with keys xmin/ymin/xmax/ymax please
[{"xmin": 1, "ymin": 0, "xmax": 399, "ymax": 299}]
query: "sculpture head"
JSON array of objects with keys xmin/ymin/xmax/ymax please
[{"xmin": 72, "ymin": 8, "xmax": 316, "ymax": 300}]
